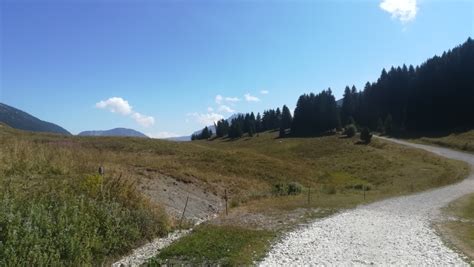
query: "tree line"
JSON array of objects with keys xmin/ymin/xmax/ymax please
[
  {"xmin": 340, "ymin": 38, "xmax": 474, "ymax": 133},
  {"xmin": 195, "ymin": 105, "xmax": 293, "ymax": 140},
  {"xmin": 193, "ymin": 38, "xmax": 473, "ymax": 140}
]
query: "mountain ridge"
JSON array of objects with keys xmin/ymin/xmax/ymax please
[
  {"xmin": 0, "ymin": 103, "xmax": 71, "ymax": 135},
  {"xmin": 78, "ymin": 127, "xmax": 148, "ymax": 138}
]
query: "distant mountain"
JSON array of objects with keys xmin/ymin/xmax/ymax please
[
  {"xmin": 165, "ymin": 135, "xmax": 191, "ymax": 142},
  {"xmin": 78, "ymin": 128, "xmax": 148, "ymax": 138},
  {"xmin": 0, "ymin": 103, "xmax": 71, "ymax": 135}
]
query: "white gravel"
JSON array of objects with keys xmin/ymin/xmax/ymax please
[{"xmin": 261, "ymin": 138, "xmax": 474, "ymax": 266}]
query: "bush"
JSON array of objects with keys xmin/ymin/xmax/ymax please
[
  {"xmin": 353, "ymin": 183, "xmax": 372, "ymax": 191},
  {"xmin": 287, "ymin": 182, "xmax": 302, "ymax": 195},
  {"xmin": 272, "ymin": 183, "xmax": 287, "ymax": 196},
  {"xmin": 272, "ymin": 182, "xmax": 303, "ymax": 196},
  {"xmin": 360, "ymin": 128, "xmax": 373, "ymax": 144},
  {"xmin": 344, "ymin": 124, "xmax": 357, "ymax": 137}
]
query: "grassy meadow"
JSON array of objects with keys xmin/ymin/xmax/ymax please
[
  {"xmin": 0, "ymin": 123, "xmax": 469, "ymax": 265},
  {"xmin": 415, "ymin": 130, "xmax": 474, "ymax": 153}
]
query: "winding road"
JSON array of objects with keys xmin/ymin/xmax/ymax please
[{"xmin": 261, "ymin": 138, "xmax": 474, "ymax": 266}]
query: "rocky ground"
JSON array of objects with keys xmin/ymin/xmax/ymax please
[{"xmin": 136, "ymin": 168, "xmax": 223, "ymax": 223}]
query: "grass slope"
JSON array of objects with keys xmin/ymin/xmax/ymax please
[
  {"xmin": 150, "ymin": 132, "xmax": 469, "ymax": 265},
  {"xmin": 0, "ymin": 124, "xmax": 469, "ymax": 265},
  {"xmin": 416, "ymin": 130, "xmax": 474, "ymax": 153},
  {"xmin": 0, "ymin": 125, "xmax": 169, "ymax": 265}
]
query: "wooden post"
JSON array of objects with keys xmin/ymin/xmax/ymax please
[
  {"xmin": 98, "ymin": 166, "xmax": 105, "ymax": 176},
  {"xmin": 225, "ymin": 189, "xmax": 228, "ymax": 216},
  {"xmin": 179, "ymin": 196, "xmax": 189, "ymax": 229},
  {"xmin": 307, "ymin": 187, "xmax": 311, "ymax": 205}
]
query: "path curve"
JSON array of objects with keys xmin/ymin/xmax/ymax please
[{"xmin": 261, "ymin": 137, "xmax": 474, "ymax": 266}]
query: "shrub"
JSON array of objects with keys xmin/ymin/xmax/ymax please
[
  {"xmin": 344, "ymin": 124, "xmax": 357, "ymax": 137},
  {"xmin": 287, "ymin": 182, "xmax": 302, "ymax": 195},
  {"xmin": 360, "ymin": 128, "xmax": 373, "ymax": 144},
  {"xmin": 353, "ymin": 183, "xmax": 372, "ymax": 191},
  {"xmin": 272, "ymin": 183, "xmax": 287, "ymax": 196},
  {"xmin": 272, "ymin": 182, "xmax": 303, "ymax": 196}
]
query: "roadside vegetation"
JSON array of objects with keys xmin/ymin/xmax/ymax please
[
  {"xmin": 148, "ymin": 225, "xmax": 275, "ymax": 266},
  {"xmin": 440, "ymin": 194, "xmax": 474, "ymax": 260},
  {"xmin": 0, "ymin": 125, "xmax": 169, "ymax": 265},
  {"xmin": 415, "ymin": 130, "xmax": 474, "ymax": 153}
]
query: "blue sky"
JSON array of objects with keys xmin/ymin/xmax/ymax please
[{"xmin": 1, "ymin": 0, "xmax": 472, "ymax": 137}]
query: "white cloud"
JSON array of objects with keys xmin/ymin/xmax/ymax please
[
  {"xmin": 225, "ymin": 97, "xmax": 240, "ymax": 102},
  {"xmin": 131, "ymin": 112, "xmax": 155, "ymax": 127},
  {"xmin": 260, "ymin": 90, "xmax": 269, "ymax": 95},
  {"xmin": 207, "ymin": 107, "xmax": 214, "ymax": 112},
  {"xmin": 244, "ymin": 93, "xmax": 260, "ymax": 102},
  {"xmin": 218, "ymin": 105, "xmax": 235, "ymax": 113},
  {"xmin": 95, "ymin": 97, "xmax": 132, "ymax": 115},
  {"xmin": 96, "ymin": 97, "xmax": 155, "ymax": 128},
  {"xmin": 147, "ymin": 131, "xmax": 182, "ymax": 139},
  {"xmin": 188, "ymin": 112, "xmax": 224, "ymax": 126},
  {"xmin": 380, "ymin": 0, "xmax": 418, "ymax": 23},
  {"xmin": 215, "ymin": 95, "xmax": 223, "ymax": 104}
]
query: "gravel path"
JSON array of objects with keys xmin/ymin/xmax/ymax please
[
  {"xmin": 261, "ymin": 138, "xmax": 474, "ymax": 266},
  {"xmin": 112, "ymin": 215, "xmax": 216, "ymax": 267}
]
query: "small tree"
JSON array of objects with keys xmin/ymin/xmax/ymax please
[
  {"xmin": 360, "ymin": 127, "xmax": 372, "ymax": 144},
  {"xmin": 344, "ymin": 124, "xmax": 356, "ymax": 137}
]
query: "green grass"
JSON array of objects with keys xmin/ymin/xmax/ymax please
[
  {"xmin": 0, "ymin": 124, "xmax": 469, "ymax": 265},
  {"xmin": 440, "ymin": 194, "xmax": 474, "ymax": 260},
  {"xmin": 0, "ymin": 125, "xmax": 170, "ymax": 265},
  {"xmin": 416, "ymin": 130, "xmax": 474, "ymax": 153},
  {"xmin": 147, "ymin": 225, "xmax": 275, "ymax": 266}
]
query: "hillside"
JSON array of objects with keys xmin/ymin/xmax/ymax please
[
  {"xmin": 78, "ymin": 127, "xmax": 148, "ymax": 138},
  {"xmin": 0, "ymin": 125, "xmax": 468, "ymax": 265},
  {"xmin": 0, "ymin": 103, "xmax": 70, "ymax": 135}
]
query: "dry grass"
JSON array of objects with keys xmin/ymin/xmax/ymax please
[
  {"xmin": 0, "ymin": 124, "xmax": 469, "ymax": 265},
  {"xmin": 416, "ymin": 130, "xmax": 474, "ymax": 153},
  {"xmin": 439, "ymin": 194, "xmax": 474, "ymax": 260}
]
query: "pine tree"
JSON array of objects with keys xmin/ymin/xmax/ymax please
[
  {"xmin": 281, "ymin": 105, "xmax": 293, "ymax": 130},
  {"xmin": 360, "ymin": 127, "xmax": 372, "ymax": 144},
  {"xmin": 256, "ymin": 113, "xmax": 262, "ymax": 133}
]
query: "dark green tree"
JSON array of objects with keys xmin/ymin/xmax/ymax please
[
  {"xmin": 360, "ymin": 128, "xmax": 372, "ymax": 143},
  {"xmin": 280, "ymin": 105, "xmax": 293, "ymax": 130}
]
